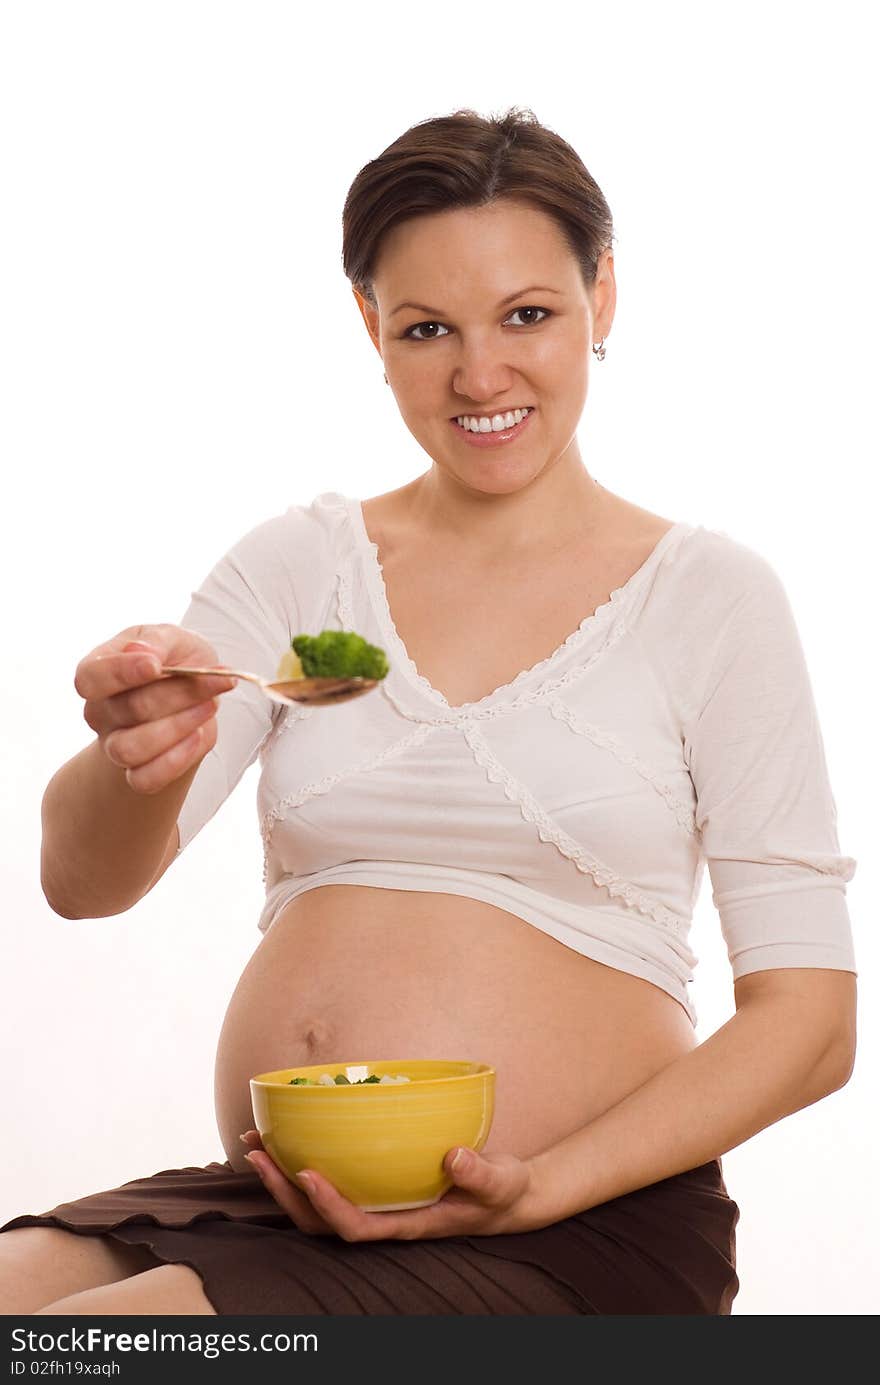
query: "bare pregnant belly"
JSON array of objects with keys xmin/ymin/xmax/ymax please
[{"xmin": 215, "ymin": 885, "xmax": 697, "ymax": 1172}]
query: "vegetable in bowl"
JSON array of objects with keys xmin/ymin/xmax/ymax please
[
  {"xmin": 250, "ymin": 1059, "xmax": 495, "ymax": 1209},
  {"xmin": 289, "ymin": 1072, "xmax": 411, "ymax": 1086},
  {"xmin": 276, "ymin": 630, "xmax": 389, "ymax": 682}
]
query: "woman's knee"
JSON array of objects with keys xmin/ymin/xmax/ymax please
[
  {"xmin": 34, "ymin": 1262, "xmax": 217, "ymax": 1316},
  {"xmin": 0, "ymin": 1225, "xmax": 159, "ymax": 1314}
]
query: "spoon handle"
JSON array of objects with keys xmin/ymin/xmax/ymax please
[{"xmin": 160, "ymin": 665, "xmax": 265, "ymax": 688}]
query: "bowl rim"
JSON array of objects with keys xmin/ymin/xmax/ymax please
[{"xmin": 250, "ymin": 1058, "xmax": 495, "ymax": 1090}]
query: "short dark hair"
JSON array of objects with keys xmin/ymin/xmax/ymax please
[{"xmin": 342, "ymin": 105, "xmax": 616, "ymax": 308}]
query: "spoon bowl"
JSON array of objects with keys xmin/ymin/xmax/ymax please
[{"xmin": 160, "ymin": 665, "xmax": 378, "ymax": 707}]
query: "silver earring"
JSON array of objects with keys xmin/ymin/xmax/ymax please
[{"xmin": 592, "ymin": 338, "xmax": 606, "ymax": 361}]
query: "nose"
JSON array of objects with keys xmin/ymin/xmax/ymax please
[{"xmin": 452, "ymin": 335, "xmax": 518, "ymax": 407}]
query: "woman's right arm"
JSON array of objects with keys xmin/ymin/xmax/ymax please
[
  {"xmin": 41, "ymin": 626, "xmax": 235, "ymax": 919},
  {"xmin": 44, "ymin": 506, "xmax": 311, "ymax": 919}
]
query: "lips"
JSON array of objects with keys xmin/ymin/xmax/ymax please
[{"xmin": 448, "ymin": 408, "xmax": 535, "ymax": 449}]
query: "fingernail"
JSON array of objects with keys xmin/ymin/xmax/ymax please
[
  {"xmin": 294, "ymin": 1171, "xmax": 314, "ymax": 1193},
  {"xmin": 239, "ymin": 1134, "xmax": 250, "ymax": 1144},
  {"xmin": 244, "ymin": 1153, "xmax": 261, "ymax": 1172},
  {"xmin": 451, "ymin": 1147, "xmax": 467, "ymax": 1171}
]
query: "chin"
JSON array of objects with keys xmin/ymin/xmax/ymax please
[
  {"xmin": 451, "ymin": 461, "xmax": 550, "ymax": 497},
  {"xmin": 467, "ymin": 476, "xmax": 543, "ymax": 497},
  {"xmin": 429, "ymin": 443, "xmax": 544, "ymax": 494}
]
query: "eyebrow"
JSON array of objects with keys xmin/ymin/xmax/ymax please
[{"xmin": 388, "ymin": 285, "xmax": 564, "ymax": 319}]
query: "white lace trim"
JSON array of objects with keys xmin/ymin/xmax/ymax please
[
  {"xmin": 548, "ymin": 697, "xmax": 697, "ymax": 833},
  {"xmin": 496, "ymin": 617, "xmax": 631, "ymax": 715},
  {"xmin": 357, "ymin": 525, "xmax": 626, "ymax": 715},
  {"xmin": 460, "ymin": 719, "xmax": 686, "ymax": 933},
  {"xmin": 341, "ymin": 490, "xmax": 695, "ymax": 717},
  {"xmin": 259, "ymin": 720, "xmax": 437, "ymax": 885},
  {"xmin": 378, "ymin": 678, "xmax": 461, "ymax": 726},
  {"xmin": 373, "ymin": 618, "xmax": 631, "ymax": 727},
  {"xmin": 335, "ymin": 562, "xmax": 355, "ymax": 630}
]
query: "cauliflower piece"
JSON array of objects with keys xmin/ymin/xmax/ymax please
[{"xmin": 275, "ymin": 648, "xmax": 305, "ymax": 681}]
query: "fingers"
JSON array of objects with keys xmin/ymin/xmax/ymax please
[
  {"xmin": 77, "ymin": 624, "xmax": 236, "ymax": 760},
  {"xmin": 78, "ymin": 651, "xmax": 233, "ymax": 717},
  {"xmin": 88, "ymin": 668, "xmax": 235, "ymax": 736},
  {"xmin": 72, "ymin": 624, "xmax": 239, "ymax": 794},
  {"xmin": 75, "ymin": 628, "xmax": 174, "ymax": 702},
  {"xmin": 119, "ymin": 711, "xmax": 220, "ymax": 797},
  {"xmin": 76, "ymin": 624, "xmax": 234, "ymax": 701},
  {"xmin": 103, "ymin": 697, "xmax": 219, "ymax": 772},
  {"xmin": 238, "ymin": 1134, "xmax": 364, "ymax": 1239},
  {"xmin": 239, "ymin": 1142, "xmax": 537, "ymax": 1242},
  {"xmin": 244, "ymin": 1150, "xmax": 332, "ymax": 1237}
]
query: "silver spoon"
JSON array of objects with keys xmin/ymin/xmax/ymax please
[{"xmin": 160, "ymin": 665, "xmax": 378, "ymax": 707}]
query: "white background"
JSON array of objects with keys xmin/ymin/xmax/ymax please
[{"xmin": 1, "ymin": 0, "xmax": 875, "ymax": 1315}]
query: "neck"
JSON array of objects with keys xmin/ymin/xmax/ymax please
[{"xmin": 405, "ymin": 454, "xmax": 607, "ymax": 560}]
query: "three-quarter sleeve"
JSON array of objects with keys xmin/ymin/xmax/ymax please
[
  {"xmin": 174, "ymin": 511, "xmax": 302, "ymax": 854},
  {"xmin": 683, "ymin": 545, "xmax": 857, "ymax": 980}
]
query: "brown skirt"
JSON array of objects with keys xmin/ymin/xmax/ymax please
[{"xmin": 1, "ymin": 1157, "xmax": 740, "ymax": 1315}]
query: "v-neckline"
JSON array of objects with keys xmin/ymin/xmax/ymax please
[{"xmin": 344, "ymin": 494, "xmax": 694, "ymax": 714}]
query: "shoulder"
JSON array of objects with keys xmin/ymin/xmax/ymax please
[
  {"xmin": 660, "ymin": 521, "xmax": 790, "ymax": 616},
  {"xmin": 225, "ymin": 491, "xmax": 351, "ymax": 572},
  {"xmin": 601, "ymin": 485, "xmax": 795, "ymax": 613},
  {"xmin": 597, "ymin": 491, "xmax": 784, "ymax": 605},
  {"xmin": 199, "ymin": 493, "xmax": 352, "ymax": 635},
  {"xmin": 635, "ymin": 520, "xmax": 802, "ymax": 720}
]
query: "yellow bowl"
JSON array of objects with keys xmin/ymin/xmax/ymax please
[{"xmin": 250, "ymin": 1058, "xmax": 495, "ymax": 1211}]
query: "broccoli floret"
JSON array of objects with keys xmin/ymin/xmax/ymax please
[{"xmin": 291, "ymin": 630, "xmax": 389, "ymax": 681}]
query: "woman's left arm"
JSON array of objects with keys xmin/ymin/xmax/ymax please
[
  {"xmin": 525, "ymin": 967, "xmax": 856, "ymax": 1225},
  {"xmin": 242, "ymin": 968, "xmax": 855, "ymax": 1240}
]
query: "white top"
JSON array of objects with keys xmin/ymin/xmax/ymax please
[{"xmin": 176, "ymin": 491, "xmax": 858, "ymax": 1028}]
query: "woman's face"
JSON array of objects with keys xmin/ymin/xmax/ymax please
[{"xmin": 354, "ymin": 198, "xmax": 615, "ymax": 497}]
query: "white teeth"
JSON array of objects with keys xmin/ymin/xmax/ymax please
[{"xmin": 455, "ymin": 408, "xmax": 530, "ymax": 432}]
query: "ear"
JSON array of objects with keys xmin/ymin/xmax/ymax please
[
  {"xmin": 352, "ymin": 286, "xmax": 383, "ymax": 360},
  {"xmin": 592, "ymin": 249, "xmax": 617, "ymax": 343}
]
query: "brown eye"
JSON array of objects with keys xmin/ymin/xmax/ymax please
[
  {"xmin": 507, "ymin": 306, "xmax": 550, "ymax": 327},
  {"xmin": 403, "ymin": 321, "xmax": 450, "ymax": 341}
]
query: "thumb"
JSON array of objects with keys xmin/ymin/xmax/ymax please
[
  {"xmin": 447, "ymin": 1146, "xmax": 480, "ymax": 1182},
  {"xmin": 446, "ymin": 1147, "xmax": 507, "ymax": 1206},
  {"xmin": 445, "ymin": 1148, "xmax": 531, "ymax": 1210}
]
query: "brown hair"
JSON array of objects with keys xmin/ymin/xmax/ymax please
[{"xmin": 342, "ymin": 105, "xmax": 615, "ymax": 309}]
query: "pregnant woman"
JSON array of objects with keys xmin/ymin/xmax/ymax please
[{"xmin": 0, "ymin": 106, "xmax": 858, "ymax": 1316}]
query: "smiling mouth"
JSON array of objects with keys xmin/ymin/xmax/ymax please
[
  {"xmin": 451, "ymin": 407, "xmax": 534, "ymax": 432},
  {"xmin": 448, "ymin": 408, "xmax": 535, "ymax": 448}
]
